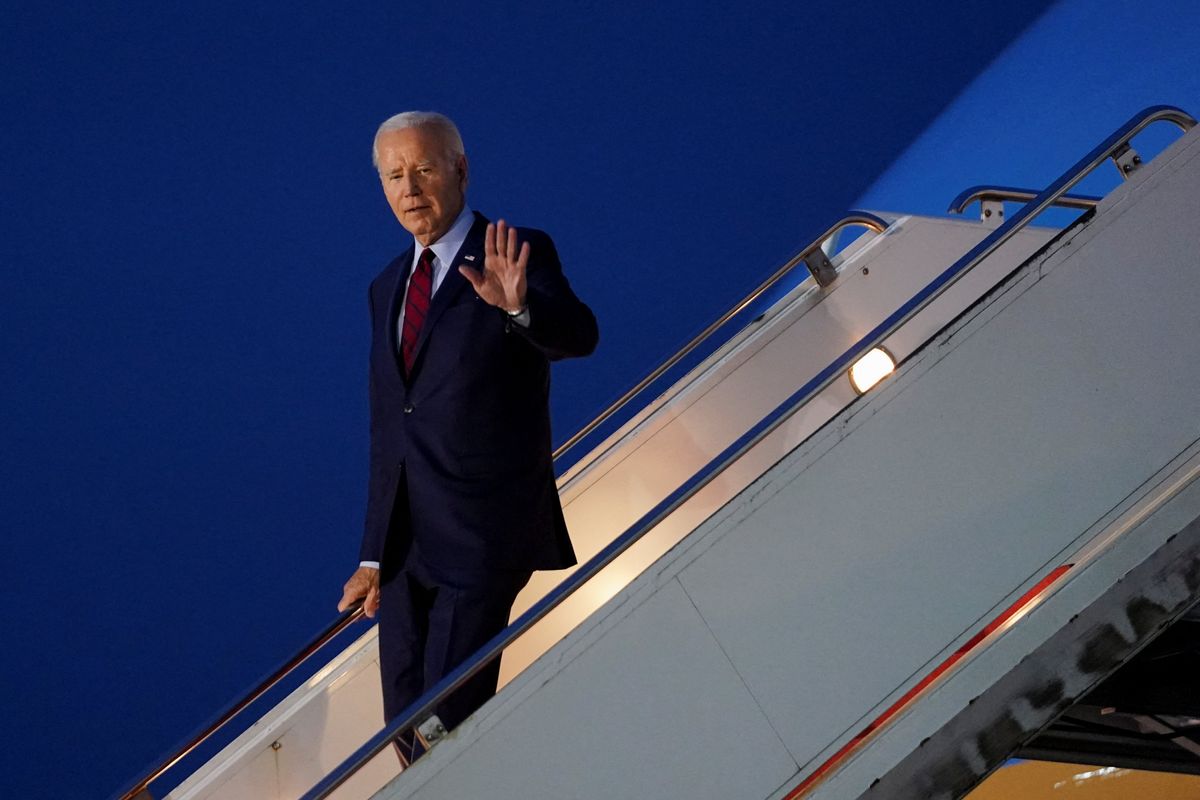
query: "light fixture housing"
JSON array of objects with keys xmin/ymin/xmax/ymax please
[{"xmin": 849, "ymin": 347, "xmax": 896, "ymax": 395}]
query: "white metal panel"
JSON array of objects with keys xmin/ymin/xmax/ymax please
[
  {"xmin": 502, "ymin": 217, "xmax": 1058, "ymax": 685},
  {"xmin": 804, "ymin": 124, "xmax": 1200, "ymax": 800},
  {"xmin": 676, "ymin": 125, "xmax": 1200, "ymax": 770},
  {"xmin": 379, "ymin": 580, "xmax": 798, "ymax": 800}
]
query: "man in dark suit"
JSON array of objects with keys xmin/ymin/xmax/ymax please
[{"xmin": 337, "ymin": 111, "xmax": 597, "ymax": 755}]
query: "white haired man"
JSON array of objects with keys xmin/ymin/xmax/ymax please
[{"xmin": 338, "ymin": 111, "xmax": 598, "ymax": 759}]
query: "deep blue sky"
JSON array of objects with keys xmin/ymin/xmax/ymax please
[
  {"xmin": 11, "ymin": 1, "xmax": 1198, "ymax": 797},
  {"xmin": 856, "ymin": 0, "xmax": 1200, "ymax": 215}
]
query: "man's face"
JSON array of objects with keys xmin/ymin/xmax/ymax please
[{"xmin": 376, "ymin": 126, "xmax": 468, "ymax": 246}]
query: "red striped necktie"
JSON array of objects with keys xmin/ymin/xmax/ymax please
[{"xmin": 401, "ymin": 248, "xmax": 434, "ymax": 375}]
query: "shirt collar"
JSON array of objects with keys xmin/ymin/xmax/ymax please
[{"xmin": 414, "ymin": 205, "xmax": 474, "ymax": 268}]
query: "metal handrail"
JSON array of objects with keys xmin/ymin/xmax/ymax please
[
  {"xmin": 115, "ymin": 603, "xmax": 365, "ymax": 800},
  {"xmin": 551, "ymin": 212, "xmax": 889, "ymax": 463},
  {"xmin": 302, "ymin": 104, "xmax": 1194, "ymax": 800},
  {"xmin": 948, "ymin": 185, "xmax": 1103, "ymax": 215}
]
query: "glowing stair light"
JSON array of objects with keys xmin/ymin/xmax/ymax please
[{"xmin": 848, "ymin": 347, "xmax": 896, "ymax": 394}]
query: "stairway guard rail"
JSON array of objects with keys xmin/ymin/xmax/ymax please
[
  {"xmin": 551, "ymin": 212, "xmax": 888, "ymax": 463},
  {"xmin": 301, "ymin": 104, "xmax": 1195, "ymax": 800},
  {"xmin": 948, "ymin": 185, "xmax": 1103, "ymax": 215},
  {"xmin": 112, "ymin": 211, "xmax": 887, "ymax": 800},
  {"xmin": 116, "ymin": 602, "xmax": 365, "ymax": 800}
]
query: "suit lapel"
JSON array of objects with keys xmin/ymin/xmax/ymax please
[{"xmin": 408, "ymin": 212, "xmax": 490, "ymax": 380}]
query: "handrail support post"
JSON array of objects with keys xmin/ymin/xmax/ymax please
[
  {"xmin": 1111, "ymin": 142, "xmax": 1144, "ymax": 180},
  {"xmin": 803, "ymin": 247, "xmax": 838, "ymax": 287},
  {"xmin": 980, "ymin": 198, "xmax": 1005, "ymax": 227},
  {"xmin": 416, "ymin": 714, "xmax": 448, "ymax": 749}
]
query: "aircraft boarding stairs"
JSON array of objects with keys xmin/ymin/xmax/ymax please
[{"xmin": 120, "ymin": 106, "xmax": 1200, "ymax": 800}]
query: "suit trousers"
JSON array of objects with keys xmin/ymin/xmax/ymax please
[{"xmin": 377, "ymin": 476, "xmax": 531, "ymax": 747}]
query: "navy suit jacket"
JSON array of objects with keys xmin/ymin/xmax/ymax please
[{"xmin": 361, "ymin": 212, "xmax": 598, "ymax": 577}]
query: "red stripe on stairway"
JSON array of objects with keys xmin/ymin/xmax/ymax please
[{"xmin": 782, "ymin": 563, "xmax": 1074, "ymax": 800}]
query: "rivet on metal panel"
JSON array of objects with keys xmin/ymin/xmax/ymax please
[{"xmin": 270, "ymin": 740, "xmax": 282, "ymax": 751}]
